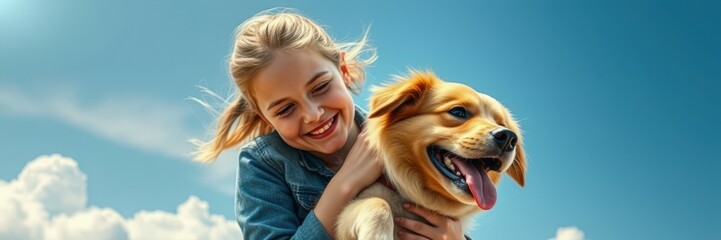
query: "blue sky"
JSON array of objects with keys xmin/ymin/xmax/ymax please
[{"xmin": 1, "ymin": 0, "xmax": 719, "ymax": 239}]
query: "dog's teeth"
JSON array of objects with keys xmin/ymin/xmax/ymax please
[
  {"xmin": 443, "ymin": 156, "xmax": 454, "ymax": 169},
  {"xmin": 449, "ymin": 164, "xmax": 456, "ymax": 171},
  {"xmin": 455, "ymin": 171, "xmax": 461, "ymax": 176}
]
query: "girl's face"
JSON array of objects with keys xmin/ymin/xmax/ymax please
[{"xmin": 252, "ymin": 50, "xmax": 356, "ymax": 155}]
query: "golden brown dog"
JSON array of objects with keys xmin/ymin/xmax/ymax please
[{"xmin": 336, "ymin": 71, "xmax": 527, "ymax": 240}]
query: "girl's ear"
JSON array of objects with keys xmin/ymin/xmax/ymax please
[{"xmin": 339, "ymin": 52, "xmax": 350, "ymax": 84}]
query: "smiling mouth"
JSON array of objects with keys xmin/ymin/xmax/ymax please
[
  {"xmin": 305, "ymin": 113, "xmax": 338, "ymax": 139},
  {"xmin": 427, "ymin": 145, "xmax": 502, "ymax": 210}
]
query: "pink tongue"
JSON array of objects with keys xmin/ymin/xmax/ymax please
[{"xmin": 451, "ymin": 158, "xmax": 497, "ymax": 210}]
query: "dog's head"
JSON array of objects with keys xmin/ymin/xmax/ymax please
[{"xmin": 366, "ymin": 71, "xmax": 526, "ymax": 216}]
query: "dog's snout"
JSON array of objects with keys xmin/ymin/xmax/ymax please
[{"xmin": 491, "ymin": 129, "xmax": 518, "ymax": 152}]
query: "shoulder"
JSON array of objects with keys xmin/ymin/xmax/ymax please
[
  {"xmin": 242, "ymin": 131, "xmax": 300, "ymax": 155},
  {"xmin": 238, "ymin": 132, "xmax": 296, "ymax": 174},
  {"xmin": 239, "ymin": 132, "xmax": 287, "ymax": 170}
]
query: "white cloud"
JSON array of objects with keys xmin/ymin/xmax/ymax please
[
  {"xmin": 0, "ymin": 154, "xmax": 83, "ymax": 240},
  {"xmin": 549, "ymin": 226, "xmax": 586, "ymax": 240},
  {"xmin": 0, "ymin": 185, "xmax": 46, "ymax": 240},
  {"xmin": 44, "ymin": 207, "xmax": 128, "ymax": 240},
  {"xmin": 0, "ymin": 154, "xmax": 243, "ymax": 240},
  {"xmin": 126, "ymin": 196, "xmax": 241, "ymax": 240},
  {"xmin": 15, "ymin": 154, "xmax": 87, "ymax": 216}
]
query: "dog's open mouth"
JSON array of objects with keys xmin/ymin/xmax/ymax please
[{"xmin": 427, "ymin": 145, "xmax": 501, "ymax": 210}]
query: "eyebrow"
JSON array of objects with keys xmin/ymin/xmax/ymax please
[{"xmin": 266, "ymin": 71, "xmax": 330, "ymax": 111}]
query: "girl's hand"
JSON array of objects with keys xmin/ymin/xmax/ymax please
[
  {"xmin": 395, "ymin": 203, "xmax": 465, "ymax": 240},
  {"xmin": 335, "ymin": 129, "xmax": 384, "ymax": 195},
  {"xmin": 315, "ymin": 129, "xmax": 383, "ymax": 236}
]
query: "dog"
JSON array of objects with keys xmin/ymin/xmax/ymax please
[{"xmin": 336, "ymin": 71, "xmax": 527, "ymax": 240}]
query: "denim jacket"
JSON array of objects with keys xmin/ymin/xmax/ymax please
[{"xmin": 235, "ymin": 107, "xmax": 367, "ymax": 240}]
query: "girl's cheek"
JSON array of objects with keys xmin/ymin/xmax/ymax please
[
  {"xmin": 328, "ymin": 90, "xmax": 349, "ymax": 101},
  {"xmin": 280, "ymin": 119, "xmax": 301, "ymax": 137}
]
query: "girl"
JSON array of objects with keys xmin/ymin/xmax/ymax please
[{"xmin": 194, "ymin": 9, "xmax": 467, "ymax": 240}]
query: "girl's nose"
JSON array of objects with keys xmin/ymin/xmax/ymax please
[{"xmin": 303, "ymin": 106, "xmax": 324, "ymax": 124}]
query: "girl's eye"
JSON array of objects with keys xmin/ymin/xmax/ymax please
[
  {"xmin": 276, "ymin": 104, "xmax": 295, "ymax": 117},
  {"xmin": 448, "ymin": 106, "xmax": 469, "ymax": 119},
  {"xmin": 312, "ymin": 81, "xmax": 331, "ymax": 95}
]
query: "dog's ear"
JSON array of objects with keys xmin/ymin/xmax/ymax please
[
  {"xmin": 369, "ymin": 71, "xmax": 437, "ymax": 121},
  {"xmin": 504, "ymin": 111, "xmax": 526, "ymax": 187},
  {"xmin": 507, "ymin": 140, "xmax": 526, "ymax": 187}
]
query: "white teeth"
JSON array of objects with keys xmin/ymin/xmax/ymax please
[
  {"xmin": 443, "ymin": 156, "xmax": 456, "ymax": 171},
  {"xmin": 456, "ymin": 171, "xmax": 461, "ymax": 176},
  {"xmin": 310, "ymin": 117, "xmax": 334, "ymax": 135}
]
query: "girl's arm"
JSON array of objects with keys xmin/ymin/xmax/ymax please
[
  {"xmin": 313, "ymin": 130, "xmax": 384, "ymax": 237},
  {"xmin": 236, "ymin": 150, "xmax": 332, "ymax": 240}
]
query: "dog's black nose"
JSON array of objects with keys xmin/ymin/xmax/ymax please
[{"xmin": 491, "ymin": 129, "xmax": 518, "ymax": 152}]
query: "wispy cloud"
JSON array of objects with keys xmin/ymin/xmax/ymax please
[
  {"xmin": 0, "ymin": 154, "xmax": 242, "ymax": 240},
  {"xmin": 549, "ymin": 226, "xmax": 586, "ymax": 240},
  {"xmin": 0, "ymin": 85, "xmax": 196, "ymax": 158},
  {"xmin": 0, "ymin": 85, "xmax": 237, "ymax": 195}
]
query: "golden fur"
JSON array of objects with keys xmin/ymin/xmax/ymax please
[{"xmin": 336, "ymin": 71, "xmax": 527, "ymax": 240}]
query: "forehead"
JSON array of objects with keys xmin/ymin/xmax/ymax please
[
  {"xmin": 252, "ymin": 50, "xmax": 334, "ymax": 100},
  {"xmin": 434, "ymin": 82, "xmax": 482, "ymax": 104},
  {"xmin": 256, "ymin": 50, "xmax": 329, "ymax": 84},
  {"xmin": 432, "ymin": 82, "xmax": 502, "ymax": 111}
]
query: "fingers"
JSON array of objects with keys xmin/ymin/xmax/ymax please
[
  {"xmin": 397, "ymin": 229, "xmax": 431, "ymax": 240},
  {"xmin": 353, "ymin": 129, "xmax": 383, "ymax": 170},
  {"xmin": 402, "ymin": 203, "xmax": 444, "ymax": 226},
  {"xmin": 399, "ymin": 203, "xmax": 465, "ymax": 239},
  {"xmin": 395, "ymin": 216, "xmax": 436, "ymax": 239}
]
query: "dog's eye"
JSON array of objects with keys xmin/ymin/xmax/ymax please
[{"xmin": 448, "ymin": 107, "xmax": 468, "ymax": 119}]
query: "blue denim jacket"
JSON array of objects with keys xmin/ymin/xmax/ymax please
[{"xmin": 235, "ymin": 107, "xmax": 367, "ymax": 240}]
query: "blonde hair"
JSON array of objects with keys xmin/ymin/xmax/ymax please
[{"xmin": 192, "ymin": 8, "xmax": 377, "ymax": 163}]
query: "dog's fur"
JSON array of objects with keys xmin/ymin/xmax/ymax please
[{"xmin": 336, "ymin": 71, "xmax": 527, "ymax": 240}]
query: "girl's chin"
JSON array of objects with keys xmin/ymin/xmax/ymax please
[{"xmin": 315, "ymin": 135, "xmax": 347, "ymax": 154}]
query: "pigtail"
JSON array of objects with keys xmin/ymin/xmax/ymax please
[{"xmin": 192, "ymin": 97, "xmax": 272, "ymax": 163}]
